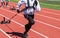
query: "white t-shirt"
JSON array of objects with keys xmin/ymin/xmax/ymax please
[{"xmin": 17, "ymin": 0, "xmax": 41, "ymax": 15}]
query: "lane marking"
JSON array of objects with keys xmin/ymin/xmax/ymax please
[
  {"xmin": 36, "ymin": 14, "xmax": 60, "ymax": 21},
  {"xmin": 42, "ymin": 10, "xmax": 60, "ymax": 16},
  {"xmin": 35, "ymin": 20, "xmax": 60, "ymax": 30},
  {"xmin": 0, "ymin": 28, "xmax": 12, "ymax": 38}
]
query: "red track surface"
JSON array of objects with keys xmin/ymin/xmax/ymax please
[{"xmin": 0, "ymin": 2, "xmax": 60, "ymax": 38}]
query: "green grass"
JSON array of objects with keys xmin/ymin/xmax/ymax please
[
  {"xmin": 9, "ymin": 0, "xmax": 60, "ymax": 10},
  {"xmin": 42, "ymin": 1, "xmax": 60, "ymax": 5},
  {"xmin": 40, "ymin": 2, "xmax": 60, "ymax": 10},
  {"xmin": 9, "ymin": 0, "xmax": 19, "ymax": 3}
]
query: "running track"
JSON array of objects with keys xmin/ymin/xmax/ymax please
[{"xmin": 0, "ymin": 2, "xmax": 60, "ymax": 38}]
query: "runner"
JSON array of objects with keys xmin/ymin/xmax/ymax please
[
  {"xmin": 5, "ymin": 0, "xmax": 9, "ymax": 7},
  {"xmin": 0, "ymin": 0, "xmax": 5, "ymax": 7},
  {"xmin": 16, "ymin": 0, "xmax": 41, "ymax": 38}
]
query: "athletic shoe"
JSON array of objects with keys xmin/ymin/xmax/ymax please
[{"xmin": 23, "ymin": 34, "xmax": 28, "ymax": 38}]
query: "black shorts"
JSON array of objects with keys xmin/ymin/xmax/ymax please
[{"xmin": 24, "ymin": 14, "xmax": 34, "ymax": 19}]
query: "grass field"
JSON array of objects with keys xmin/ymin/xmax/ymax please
[
  {"xmin": 9, "ymin": 0, "xmax": 60, "ymax": 10},
  {"xmin": 9, "ymin": 0, "xmax": 19, "ymax": 3},
  {"xmin": 40, "ymin": 2, "xmax": 60, "ymax": 10}
]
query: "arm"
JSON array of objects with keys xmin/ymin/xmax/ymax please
[
  {"xmin": 35, "ymin": 0, "xmax": 41, "ymax": 12},
  {"xmin": 16, "ymin": 0, "xmax": 25, "ymax": 13}
]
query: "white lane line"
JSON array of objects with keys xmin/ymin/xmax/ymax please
[
  {"xmin": 42, "ymin": 10, "xmax": 60, "ymax": 16},
  {"xmin": 0, "ymin": 28, "xmax": 12, "ymax": 38},
  {"xmin": 0, "ymin": 14, "xmax": 48, "ymax": 38},
  {"xmin": 36, "ymin": 14, "xmax": 60, "ymax": 21},
  {"xmin": 35, "ymin": 20, "xmax": 60, "ymax": 30}
]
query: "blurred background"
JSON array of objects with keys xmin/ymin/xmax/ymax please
[{"xmin": 9, "ymin": 0, "xmax": 60, "ymax": 10}]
